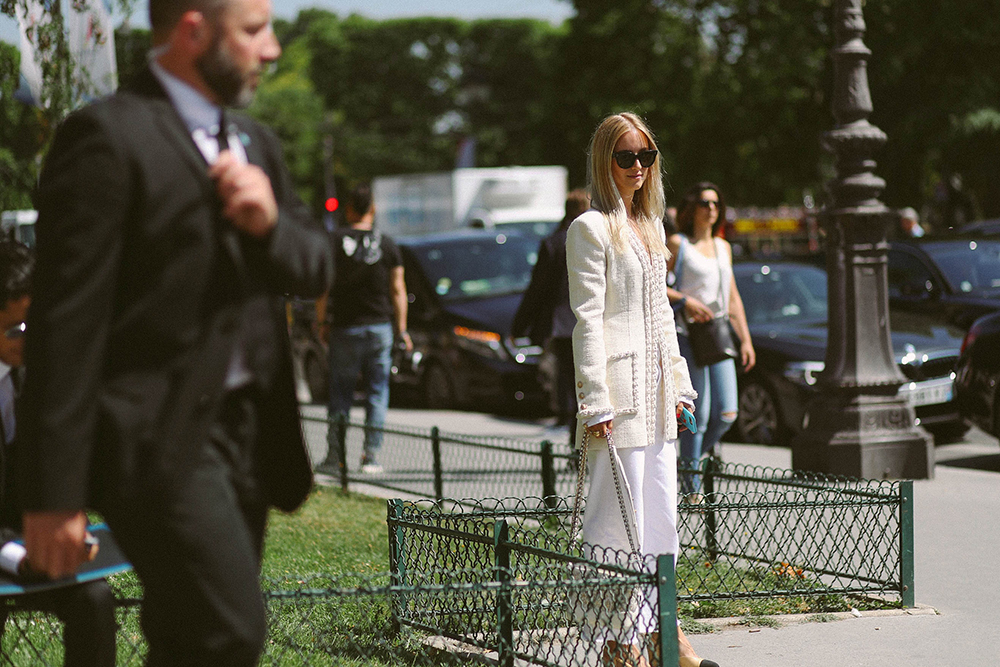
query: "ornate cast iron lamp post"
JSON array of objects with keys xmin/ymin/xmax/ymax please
[{"xmin": 791, "ymin": 0, "xmax": 934, "ymax": 479}]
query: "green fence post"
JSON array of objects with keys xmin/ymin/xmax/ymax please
[
  {"xmin": 431, "ymin": 426, "xmax": 444, "ymax": 502},
  {"xmin": 337, "ymin": 412, "xmax": 348, "ymax": 493},
  {"xmin": 703, "ymin": 456, "xmax": 719, "ymax": 561},
  {"xmin": 900, "ymin": 480, "xmax": 915, "ymax": 608},
  {"xmin": 388, "ymin": 499, "xmax": 407, "ymax": 633},
  {"xmin": 540, "ymin": 440, "xmax": 556, "ymax": 510},
  {"xmin": 656, "ymin": 554, "xmax": 679, "ymax": 667},
  {"xmin": 494, "ymin": 519, "xmax": 514, "ymax": 667}
]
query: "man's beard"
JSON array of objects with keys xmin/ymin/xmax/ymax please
[{"xmin": 195, "ymin": 33, "xmax": 255, "ymax": 108}]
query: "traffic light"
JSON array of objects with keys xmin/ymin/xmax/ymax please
[{"xmin": 325, "ymin": 197, "xmax": 339, "ymax": 213}]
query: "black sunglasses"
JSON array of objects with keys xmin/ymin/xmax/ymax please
[
  {"xmin": 3, "ymin": 322, "xmax": 25, "ymax": 340},
  {"xmin": 612, "ymin": 149, "xmax": 657, "ymax": 169},
  {"xmin": 697, "ymin": 198, "xmax": 719, "ymax": 208}
]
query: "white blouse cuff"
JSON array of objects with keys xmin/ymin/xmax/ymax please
[{"xmin": 585, "ymin": 411, "xmax": 614, "ymax": 428}]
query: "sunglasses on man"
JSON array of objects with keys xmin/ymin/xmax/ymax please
[{"xmin": 612, "ymin": 149, "xmax": 658, "ymax": 170}]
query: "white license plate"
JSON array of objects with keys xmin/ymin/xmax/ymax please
[{"xmin": 900, "ymin": 380, "xmax": 954, "ymax": 407}]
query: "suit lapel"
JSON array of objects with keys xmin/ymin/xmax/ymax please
[
  {"xmin": 130, "ymin": 67, "xmax": 251, "ymax": 293},
  {"xmin": 130, "ymin": 67, "xmax": 216, "ymax": 199}
]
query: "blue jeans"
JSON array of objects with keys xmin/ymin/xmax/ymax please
[
  {"xmin": 677, "ymin": 334, "xmax": 739, "ymax": 494},
  {"xmin": 326, "ymin": 322, "xmax": 394, "ymax": 465}
]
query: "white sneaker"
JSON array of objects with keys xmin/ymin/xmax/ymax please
[{"xmin": 361, "ymin": 462, "xmax": 384, "ymax": 474}]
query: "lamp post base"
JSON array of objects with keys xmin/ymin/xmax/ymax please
[{"xmin": 792, "ymin": 392, "xmax": 934, "ymax": 480}]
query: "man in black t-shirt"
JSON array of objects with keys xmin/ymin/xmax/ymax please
[{"xmin": 316, "ymin": 184, "xmax": 412, "ymax": 474}]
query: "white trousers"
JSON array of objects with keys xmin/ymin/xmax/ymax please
[
  {"xmin": 581, "ymin": 379, "xmax": 678, "ymax": 559},
  {"xmin": 580, "ymin": 382, "xmax": 678, "ymax": 636}
]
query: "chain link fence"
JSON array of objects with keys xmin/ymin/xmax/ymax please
[
  {"xmin": 304, "ymin": 414, "xmax": 913, "ymax": 607},
  {"xmin": 3, "ymin": 561, "xmax": 678, "ymax": 666},
  {"xmin": 303, "ymin": 413, "xmax": 579, "ymax": 502},
  {"xmin": 2, "ymin": 417, "xmax": 913, "ymax": 664}
]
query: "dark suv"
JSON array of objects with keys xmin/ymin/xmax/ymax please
[{"xmin": 393, "ymin": 228, "xmax": 548, "ymax": 411}]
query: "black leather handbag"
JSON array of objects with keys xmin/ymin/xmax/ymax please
[{"xmin": 687, "ymin": 315, "xmax": 738, "ymax": 367}]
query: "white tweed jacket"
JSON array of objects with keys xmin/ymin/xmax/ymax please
[{"xmin": 567, "ymin": 210, "xmax": 696, "ymax": 450}]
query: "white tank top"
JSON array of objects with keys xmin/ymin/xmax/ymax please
[{"xmin": 677, "ymin": 236, "xmax": 732, "ymax": 314}]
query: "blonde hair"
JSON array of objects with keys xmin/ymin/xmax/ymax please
[{"xmin": 587, "ymin": 112, "xmax": 668, "ymax": 257}]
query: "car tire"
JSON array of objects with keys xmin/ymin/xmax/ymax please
[
  {"xmin": 304, "ymin": 349, "xmax": 328, "ymax": 404},
  {"xmin": 736, "ymin": 380, "xmax": 786, "ymax": 446},
  {"xmin": 423, "ymin": 363, "xmax": 455, "ymax": 410}
]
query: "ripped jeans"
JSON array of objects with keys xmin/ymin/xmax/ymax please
[{"xmin": 677, "ymin": 334, "xmax": 738, "ymax": 494}]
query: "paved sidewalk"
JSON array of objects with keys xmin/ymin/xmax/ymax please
[
  {"xmin": 303, "ymin": 405, "xmax": 1000, "ymax": 666},
  {"xmin": 686, "ymin": 439, "xmax": 1000, "ymax": 667}
]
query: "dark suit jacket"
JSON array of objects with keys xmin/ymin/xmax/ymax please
[
  {"xmin": 1, "ymin": 384, "xmax": 21, "ymax": 543},
  {"xmin": 512, "ymin": 225, "xmax": 574, "ymax": 345},
  {"xmin": 19, "ymin": 67, "xmax": 334, "ymax": 515}
]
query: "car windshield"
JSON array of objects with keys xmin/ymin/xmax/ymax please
[
  {"xmin": 408, "ymin": 233, "xmax": 539, "ymax": 302},
  {"xmin": 735, "ymin": 263, "xmax": 828, "ymax": 325},
  {"xmin": 921, "ymin": 239, "xmax": 1000, "ymax": 293}
]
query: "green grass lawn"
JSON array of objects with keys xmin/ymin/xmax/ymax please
[{"xmin": 262, "ymin": 486, "xmax": 391, "ymax": 579}]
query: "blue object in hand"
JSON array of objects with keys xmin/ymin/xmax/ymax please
[{"xmin": 679, "ymin": 405, "xmax": 697, "ymax": 433}]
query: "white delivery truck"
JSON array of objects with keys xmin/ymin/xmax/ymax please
[{"xmin": 372, "ymin": 166, "xmax": 568, "ymax": 238}]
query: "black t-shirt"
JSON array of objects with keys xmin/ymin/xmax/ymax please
[{"xmin": 328, "ymin": 228, "xmax": 402, "ymax": 328}]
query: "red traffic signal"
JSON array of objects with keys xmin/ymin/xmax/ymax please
[{"xmin": 325, "ymin": 197, "xmax": 339, "ymax": 213}]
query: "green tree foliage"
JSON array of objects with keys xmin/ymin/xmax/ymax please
[
  {"xmin": 459, "ymin": 19, "xmax": 564, "ymax": 169},
  {"xmin": 0, "ymin": 41, "xmax": 45, "ymax": 210},
  {"xmin": 866, "ymin": 0, "xmax": 1000, "ymax": 219},
  {"xmin": 4, "ymin": 1, "xmax": 999, "ymax": 219},
  {"xmin": 247, "ymin": 37, "xmax": 327, "ymax": 213}
]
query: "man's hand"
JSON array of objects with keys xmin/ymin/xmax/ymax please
[
  {"xmin": 22, "ymin": 510, "xmax": 89, "ymax": 580},
  {"xmin": 210, "ymin": 151, "xmax": 278, "ymax": 238}
]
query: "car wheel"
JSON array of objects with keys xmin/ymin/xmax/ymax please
[
  {"xmin": 423, "ymin": 363, "xmax": 454, "ymax": 410},
  {"xmin": 736, "ymin": 380, "xmax": 784, "ymax": 446},
  {"xmin": 304, "ymin": 349, "xmax": 328, "ymax": 404}
]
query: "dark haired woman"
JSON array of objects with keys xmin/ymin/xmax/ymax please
[{"xmin": 667, "ymin": 183, "xmax": 754, "ymax": 495}]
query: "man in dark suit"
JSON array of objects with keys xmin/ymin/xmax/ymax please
[
  {"xmin": 512, "ymin": 190, "xmax": 589, "ymax": 441},
  {"xmin": 18, "ymin": 0, "xmax": 334, "ymax": 663}
]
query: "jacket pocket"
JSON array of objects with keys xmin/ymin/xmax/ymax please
[{"xmin": 606, "ymin": 351, "xmax": 638, "ymax": 415}]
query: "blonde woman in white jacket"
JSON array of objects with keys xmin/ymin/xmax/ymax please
[{"xmin": 568, "ymin": 113, "xmax": 718, "ymax": 667}]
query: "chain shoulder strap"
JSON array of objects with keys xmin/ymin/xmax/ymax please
[{"xmin": 569, "ymin": 429, "xmax": 639, "ymax": 558}]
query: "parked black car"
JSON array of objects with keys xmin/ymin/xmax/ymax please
[
  {"xmin": 731, "ymin": 260, "xmax": 967, "ymax": 446},
  {"xmin": 887, "ymin": 237, "xmax": 1000, "ymax": 330},
  {"xmin": 958, "ymin": 218, "xmax": 1000, "ymax": 237},
  {"xmin": 955, "ymin": 311, "xmax": 1000, "ymax": 439},
  {"xmin": 392, "ymin": 228, "xmax": 548, "ymax": 410}
]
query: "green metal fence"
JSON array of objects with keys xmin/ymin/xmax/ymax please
[
  {"xmin": 387, "ymin": 495, "xmax": 680, "ymax": 667},
  {"xmin": 2, "ymin": 415, "xmax": 914, "ymax": 664},
  {"xmin": 306, "ymin": 414, "xmax": 914, "ymax": 609},
  {"xmin": 388, "ymin": 473, "xmax": 913, "ymax": 617},
  {"xmin": 679, "ymin": 457, "xmax": 914, "ymax": 610},
  {"xmin": 3, "ymin": 559, "xmax": 678, "ymax": 666},
  {"xmin": 301, "ymin": 413, "xmax": 577, "ymax": 501}
]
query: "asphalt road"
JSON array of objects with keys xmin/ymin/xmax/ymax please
[{"xmin": 300, "ymin": 403, "xmax": 1000, "ymax": 666}]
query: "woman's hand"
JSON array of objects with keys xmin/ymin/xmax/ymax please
[
  {"xmin": 676, "ymin": 402, "xmax": 695, "ymax": 432},
  {"xmin": 683, "ymin": 297, "xmax": 714, "ymax": 323},
  {"xmin": 586, "ymin": 419, "xmax": 612, "ymax": 439},
  {"xmin": 740, "ymin": 340, "xmax": 756, "ymax": 372}
]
